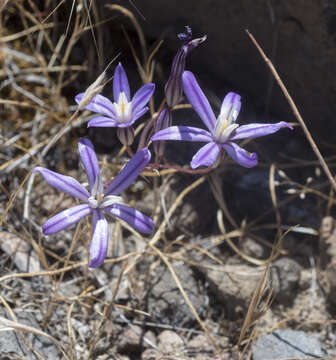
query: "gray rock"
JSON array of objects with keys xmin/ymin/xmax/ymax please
[
  {"xmin": 157, "ymin": 330, "xmax": 184, "ymax": 354},
  {"xmin": 0, "ymin": 310, "xmax": 61, "ymax": 359},
  {"xmin": 201, "ymin": 264, "xmax": 266, "ymax": 318},
  {"xmin": 270, "ymin": 257, "xmax": 301, "ymax": 304},
  {"xmin": 147, "ymin": 263, "xmax": 206, "ymax": 327},
  {"xmin": 252, "ymin": 329, "xmax": 328, "ymax": 360}
]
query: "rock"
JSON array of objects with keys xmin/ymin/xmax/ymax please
[
  {"xmin": 270, "ymin": 257, "xmax": 301, "ymax": 304},
  {"xmin": 147, "ymin": 263, "xmax": 206, "ymax": 327},
  {"xmin": 117, "ymin": 326, "xmax": 157, "ymax": 353},
  {"xmin": 0, "ymin": 310, "xmax": 61, "ymax": 359},
  {"xmin": 201, "ymin": 259, "xmax": 301, "ymax": 317},
  {"xmin": 117, "ymin": 325, "xmax": 142, "ymax": 353},
  {"xmin": 252, "ymin": 329, "xmax": 328, "ymax": 359},
  {"xmin": 319, "ymin": 216, "xmax": 336, "ymax": 305},
  {"xmin": 0, "ymin": 231, "xmax": 40, "ymax": 273},
  {"xmin": 319, "ymin": 216, "xmax": 336, "ymax": 269},
  {"xmin": 141, "ymin": 348, "xmax": 161, "ymax": 360},
  {"xmin": 157, "ymin": 330, "xmax": 184, "ymax": 354},
  {"xmin": 201, "ymin": 264, "xmax": 266, "ymax": 318},
  {"xmin": 240, "ymin": 237, "xmax": 265, "ymax": 259},
  {"xmin": 187, "ymin": 334, "xmax": 213, "ymax": 352}
]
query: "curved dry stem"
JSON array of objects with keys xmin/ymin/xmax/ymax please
[
  {"xmin": 106, "ymin": 4, "xmax": 147, "ymax": 64},
  {"xmin": 246, "ymin": 29, "xmax": 336, "ymax": 192}
]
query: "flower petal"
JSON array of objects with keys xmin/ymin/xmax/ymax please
[
  {"xmin": 230, "ymin": 121, "xmax": 293, "ymax": 140},
  {"xmin": 223, "ymin": 141, "xmax": 258, "ymax": 168},
  {"xmin": 42, "ymin": 204, "xmax": 91, "ymax": 235},
  {"xmin": 78, "ymin": 138, "xmax": 100, "ymax": 191},
  {"xmin": 113, "ymin": 63, "xmax": 130, "ymax": 102},
  {"xmin": 151, "ymin": 126, "xmax": 213, "ymax": 142},
  {"xmin": 104, "ymin": 148, "xmax": 151, "ymax": 195},
  {"xmin": 88, "ymin": 210, "xmax": 109, "ymax": 268},
  {"xmin": 33, "ymin": 167, "xmax": 90, "ymax": 201},
  {"xmin": 87, "ymin": 116, "xmax": 118, "ymax": 128},
  {"xmin": 75, "ymin": 93, "xmax": 115, "ymax": 117},
  {"xmin": 220, "ymin": 92, "xmax": 241, "ymax": 122},
  {"xmin": 131, "ymin": 83, "xmax": 155, "ymax": 114},
  {"xmin": 105, "ymin": 204, "xmax": 154, "ymax": 234},
  {"xmin": 190, "ymin": 141, "xmax": 221, "ymax": 169},
  {"xmin": 182, "ymin": 71, "xmax": 216, "ymax": 131}
]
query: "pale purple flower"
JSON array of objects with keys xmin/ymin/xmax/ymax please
[
  {"xmin": 75, "ymin": 63, "xmax": 155, "ymax": 145},
  {"xmin": 152, "ymin": 71, "xmax": 293, "ymax": 169},
  {"xmin": 34, "ymin": 139, "xmax": 154, "ymax": 268}
]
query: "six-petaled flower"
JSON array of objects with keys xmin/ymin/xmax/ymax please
[
  {"xmin": 152, "ymin": 71, "xmax": 293, "ymax": 169},
  {"xmin": 34, "ymin": 139, "xmax": 154, "ymax": 268},
  {"xmin": 75, "ymin": 63, "xmax": 155, "ymax": 146}
]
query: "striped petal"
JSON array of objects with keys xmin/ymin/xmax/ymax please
[
  {"xmin": 75, "ymin": 93, "xmax": 115, "ymax": 117},
  {"xmin": 190, "ymin": 141, "xmax": 221, "ymax": 169},
  {"xmin": 230, "ymin": 121, "xmax": 293, "ymax": 140},
  {"xmin": 223, "ymin": 141, "xmax": 258, "ymax": 168},
  {"xmin": 88, "ymin": 116, "xmax": 118, "ymax": 128},
  {"xmin": 131, "ymin": 83, "xmax": 155, "ymax": 114},
  {"xmin": 220, "ymin": 92, "xmax": 241, "ymax": 123},
  {"xmin": 182, "ymin": 71, "xmax": 216, "ymax": 131},
  {"xmin": 42, "ymin": 204, "xmax": 91, "ymax": 235},
  {"xmin": 88, "ymin": 209, "xmax": 109, "ymax": 268},
  {"xmin": 33, "ymin": 167, "xmax": 90, "ymax": 201},
  {"xmin": 78, "ymin": 138, "xmax": 100, "ymax": 191},
  {"xmin": 113, "ymin": 63, "xmax": 130, "ymax": 102},
  {"xmin": 151, "ymin": 126, "xmax": 213, "ymax": 142},
  {"xmin": 106, "ymin": 204, "xmax": 154, "ymax": 234},
  {"xmin": 104, "ymin": 148, "xmax": 151, "ymax": 195}
]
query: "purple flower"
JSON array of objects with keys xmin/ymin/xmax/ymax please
[
  {"xmin": 165, "ymin": 26, "xmax": 206, "ymax": 108},
  {"xmin": 75, "ymin": 63, "xmax": 155, "ymax": 145},
  {"xmin": 152, "ymin": 71, "xmax": 293, "ymax": 169},
  {"xmin": 34, "ymin": 139, "xmax": 154, "ymax": 268}
]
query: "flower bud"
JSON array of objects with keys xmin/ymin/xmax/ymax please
[
  {"xmin": 153, "ymin": 107, "xmax": 172, "ymax": 158},
  {"xmin": 117, "ymin": 126, "xmax": 135, "ymax": 146},
  {"xmin": 164, "ymin": 26, "xmax": 206, "ymax": 108}
]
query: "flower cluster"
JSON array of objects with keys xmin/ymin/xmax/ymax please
[{"xmin": 34, "ymin": 27, "xmax": 292, "ymax": 268}]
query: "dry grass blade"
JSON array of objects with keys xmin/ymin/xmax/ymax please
[
  {"xmin": 106, "ymin": 4, "xmax": 147, "ymax": 63},
  {"xmin": 237, "ymin": 227, "xmax": 294, "ymax": 356},
  {"xmin": 269, "ymin": 164, "xmax": 282, "ymax": 237},
  {"xmin": 237, "ymin": 257, "xmax": 271, "ymax": 349},
  {"xmin": 0, "ymin": 23, "xmax": 55, "ymax": 43},
  {"xmin": 246, "ymin": 29, "xmax": 336, "ymax": 192}
]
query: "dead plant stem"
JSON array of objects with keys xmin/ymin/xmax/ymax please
[{"xmin": 246, "ymin": 30, "xmax": 336, "ymax": 192}]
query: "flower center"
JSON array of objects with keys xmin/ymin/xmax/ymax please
[
  {"xmin": 88, "ymin": 193, "xmax": 104, "ymax": 209},
  {"xmin": 88, "ymin": 175, "xmax": 124, "ymax": 209},
  {"xmin": 114, "ymin": 92, "xmax": 132, "ymax": 124},
  {"xmin": 213, "ymin": 113, "xmax": 239, "ymax": 143}
]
